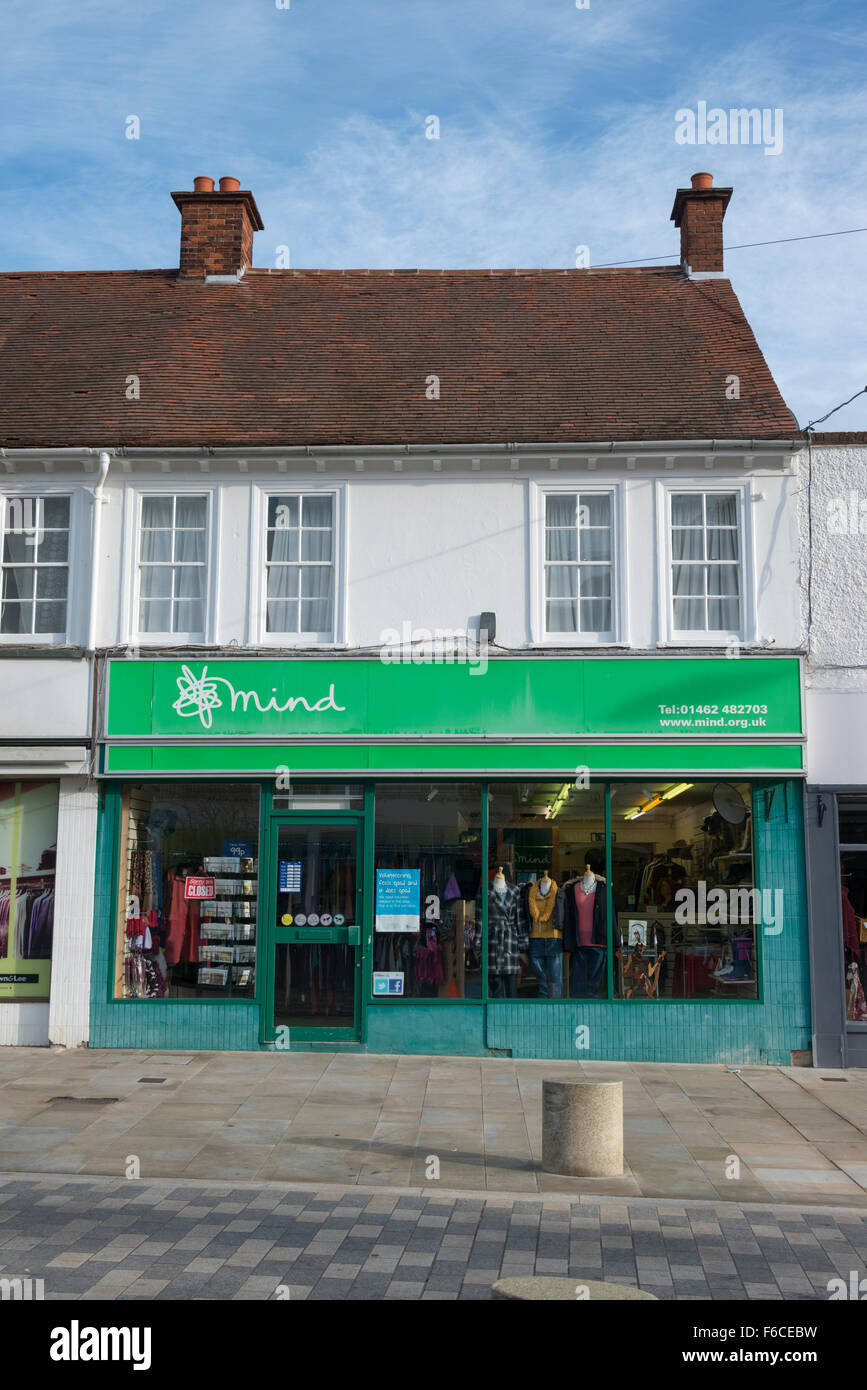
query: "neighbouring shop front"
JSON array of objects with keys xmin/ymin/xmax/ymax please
[
  {"xmin": 90, "ymin": 655, "xmax": 810, "ymax": 1063},
  {"xmin": 805, "ymin": 788, "xmax": 867, "ymax": 1069},
  {"xmin": 0, "ymin": 780, "xmax": 59, "ymax": 1017},
  {"xmin": 0, "ymin": 658, "xmax": 93, "ymax": 1047}
]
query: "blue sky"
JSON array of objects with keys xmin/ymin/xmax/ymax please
[{"xmin": 2, "ymin": 0, "xmax": 866, "ymax": 429}]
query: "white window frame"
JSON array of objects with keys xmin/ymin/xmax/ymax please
[
  {"xmin": 122, "ymin": 485, "xmax": 218, "ymax": 645},
  {"xmin": 249, "ymin": 484, "xmax": 347, "ymax": 647},
  {"xmin": 529, "ymin": 480, "xmax": 627, "ymax": 646},
  {"xmin": 0, "ymin": 488, "xmax": 84, "ymax": 646},
  {"xmin": 655, "ymin": 479, "xmax": 756, "ymax": 646}
]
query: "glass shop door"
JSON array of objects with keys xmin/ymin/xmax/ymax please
[{"xmin": 269, "ymin": 818, "xmax": 363, "ymax": 1042}]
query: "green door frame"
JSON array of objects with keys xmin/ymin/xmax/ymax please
[{"xmin": 260, "ymin": 807, "xmax": 368, "ymax": 1045}]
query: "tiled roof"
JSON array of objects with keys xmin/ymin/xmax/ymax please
[{"xmin": 0, "ymin": 266, "xmax": 797, "ymax": 447}]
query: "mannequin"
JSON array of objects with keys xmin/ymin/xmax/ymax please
[
  {"xmin": 527, "ymin": 869, "xmax": 562, "ymax": 998},
  {"xmin": 558, "ymin": 853, "xmax": 608, "ymax": 998},
  {"xmin": 483, "ymin": 866, "xmax": 528, "ymax": 998}
]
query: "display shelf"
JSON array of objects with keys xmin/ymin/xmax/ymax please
[{"xmin": 197, "ymin": 855, "xmax": 258, "ymax": 993}]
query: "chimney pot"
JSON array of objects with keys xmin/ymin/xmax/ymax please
[
  {"xmin": 193, "ymin": 176, "xmax": 215, "ymax": 193},
  {"xmin": 219, "ymin": 176, "xmax": 241, "ymax": 192},
  {"xmin": 691, "ymin": 171, "xmax": 713, "ymax": 190}
]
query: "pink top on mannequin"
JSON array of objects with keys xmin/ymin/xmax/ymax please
[{"xmin": 574, "ymin": 879, "xmax": 597, "ymax": 946}]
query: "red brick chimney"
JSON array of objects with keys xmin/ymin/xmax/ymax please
[
  {"xmin": 670, "ymin": 172, "xmax": 732, "ymax": 274},
  {"xmin": 171, "ymin": 175, "xmax": 264, "ymax": 279}
]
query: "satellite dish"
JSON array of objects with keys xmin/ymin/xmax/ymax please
[{"xmin": 713, "ymin": 783, "xmax": 747, "ymax": 825}]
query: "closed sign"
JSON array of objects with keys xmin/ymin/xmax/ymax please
[{"xmin": 184, "ymin": 876, "xmax": 216, "ymax": 901}]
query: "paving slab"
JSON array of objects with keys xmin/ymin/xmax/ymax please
[{"xmin": 1, "ymin": 1049, "xmax": 866, "ymax": 1208}]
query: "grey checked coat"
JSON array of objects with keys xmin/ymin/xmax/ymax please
[{"xmin": 482, "ymin": 882, "xmax": 530, "ymax": 975}]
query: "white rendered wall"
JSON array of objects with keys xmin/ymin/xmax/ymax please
[
  {"xmin": 0, "ymin": 660, "xmax": 90, "ymax": 739},
  {"xmin": 0, "ymin": 1003, "xmax": 49, "ymax": 1046},
  {"xmin": 48, "ymin": 777, "xmax": 98, "ymax": 1047},
  {"xmin": 0, "ymin": 778, "xmax": 97, "ymax": 1048},
  {"xmin": 801, "ymin": 444, "xmax": 867, "ymax": 784},
  {"xmin": 76, "ymin": 462, "xmax": 802, "ymax": 653}
]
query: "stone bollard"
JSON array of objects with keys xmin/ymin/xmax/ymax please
[{"xmin": 542, "ymin": 1080, "xmax": 623, "ymax": 1177}]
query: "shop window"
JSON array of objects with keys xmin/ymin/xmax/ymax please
[
  {"xmin": 0, "ymin": 496, "xmax": 70, "ymax": 638},
  {"xmin": 264, "ymin": 494, "xmax": 335, "ymax": 640},
  {"xmin": 609, "ymin": 781, "xmax": 757, "ymax": 999},
  {"xmin": 670, "ymin": 492, "xmax": 742, "ymax": 635},
  {"xmin": 543, "ymin": 492, "xmax": 614, "ymax": 637},
  {"xmin": 0, "ymin": 781, "xmax": 58, "ymax": 1002},
  {"xmin": 137, "ymin": 494, "xmax": 208, "ymax": 638},
  {"xmin": 488, "ymin": 782, "xmax": 607, "ymax": 999},
  {"xmin": 373, "ymin": 783, "xmax": 482, "ymax": 999},
  {"xmin": 114, "ymin": 783, "xmax": 260, "ymax": 1001},
  {"xmin": 838, "ymin": 796, "xmax": 867, "ymax": 1023}
]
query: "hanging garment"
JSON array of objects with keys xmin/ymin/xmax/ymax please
[
  {"xmin": 443, "ymin": 873, "xmax": 462, "ymax": 902},
  {"xmin": 846, "ymin": 962, "xmax": 867, "ymax": 1021},
  {"xmin": 0, "ymin": 890, "xmax": 10, "ymax": 958},
  {"xmin": 454, "ymin": 852, "xmax": 481, "ymax": 901},
  {"xmin": 163, "ymin": 869, "xmax": 201, "ymax": 965},
  {"xmin": 842, "ymin": 886, "xmax": 860, "ymax": 957},
  {"xmin": 415, "ymin": 927, "xmax": 445, "ymax": 986},
  {"xmin": 13, "ymin": 891, "xmax": 33, "ymax": 959},
  {"xmin": 125, "ymin": 951, "xmax": 147, "ymax": 998},
  {"xmin": 125, "ymin": 907, "xmax": 158, "ymax": 952},
  {"xmin": 129, "ymin": 850, "xmax": 155, "ymax": 915},
  {"xmin": 25, "ymin": 889, "xmax": 54, "ymax": 959}
]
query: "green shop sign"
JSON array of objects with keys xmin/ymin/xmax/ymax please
[{"xmin": 105, "ymin": 656, "xmax": 802, "ymax": 741}]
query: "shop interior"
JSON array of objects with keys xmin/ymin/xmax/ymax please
[
  {"xmin": 488, "ymin": 779, "xmax": 757, "ymax": 1000},
  {"xmin": 116, "ymin": 783, "xmax": 259, "ymax": 1001},
  {"xmin": 114, "ymin": 777, "xmax": 759, "ymax": 1010},
  {"xmin": 374, "ymin": 783, "xmax": 483, "ymax": 1000}
]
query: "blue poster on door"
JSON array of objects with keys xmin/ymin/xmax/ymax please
[
  {"xmin": 375, "ymin": 868, "xmax": 420, "ymax": 933},
  {"xmin": 279, "ymin": 861, "xmax": 302, "ymax": 893}
]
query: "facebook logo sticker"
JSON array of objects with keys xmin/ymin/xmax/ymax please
[{"xmin": 373, "ymin": 972, "xmax": 404, "ymax": 996}]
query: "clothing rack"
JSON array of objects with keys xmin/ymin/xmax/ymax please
[
  {"xmin": 0, "ymin": 870, "xmax": 55, "ymax": 882},
  {"xmin": 0, "ymin": 877, "xmax": 55, "ymax": 960}
]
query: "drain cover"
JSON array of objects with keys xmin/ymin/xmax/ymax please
[
  {"xmin": 46, "ymin": 1096, "xmax": 118, "ymax": 1105},
  {"xmin": 138, "ymin": 1077, "xmax": 167, "ymax": 1084}
]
